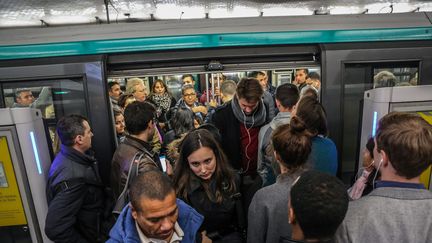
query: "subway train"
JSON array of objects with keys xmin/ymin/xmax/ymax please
[{"xmin": 0, "ymin": 11, "xmax": 431, "ymax": 242}]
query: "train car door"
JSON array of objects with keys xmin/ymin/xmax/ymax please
[
  {"xmin": 0, "ymin": 108, "xmax": 52, "ymax": 243},
  {"xmin": 0, "ymin": 60, "xmax": 116, "ymax": 185}
]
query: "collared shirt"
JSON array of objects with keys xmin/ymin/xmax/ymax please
[
  {"xmin": 375, "ymin": 180, "xmax": 426, "ymax": 189},
  {"xmin": 135, "ymin": 221, "xmax": 184, "ymax": 243}
]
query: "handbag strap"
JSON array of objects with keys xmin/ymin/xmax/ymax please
[{"xmin": 117, "ymin": 152, "xmax": 144, "ymax": 199}]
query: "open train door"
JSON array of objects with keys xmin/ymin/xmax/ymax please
[{"xmin": 0, "ymin": 56, "xmax": 116, "ymax": 187}]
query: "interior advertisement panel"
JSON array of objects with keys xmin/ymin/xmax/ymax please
[{"xmin": 0, "ymin": 136, "xmax": 27, "ymax": 227}]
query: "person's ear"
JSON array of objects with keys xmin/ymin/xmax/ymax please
[
  {"xmin": 288, "ymin": 205, "xmax": 296, "ymax": 224},
  {"xmin": 74, "ymin": 135, "xmax": 83, "ymax": 145},
  {"xmin": 380, "ymin": 150, "xmax": 390, "ymax": 167},
  {"xmin": 131, "ymin": 205, "xmax": 138, "ymax": 220},
  {"xmin": 275, "ymin": 99, "xmax": 281, "ymax": 108},
  {"xmin": 274, "ymin": 152, "xmax": 282, "ymax": 164},
  {"xmin": 147, "ymin": 119, "xmax": 153, "ymax": 130}
]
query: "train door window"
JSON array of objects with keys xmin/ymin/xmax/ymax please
[
  {"xmin": 2, "ymin": 79, "xmax": 87, "ymax": 154},
  {"xmin": 3, "ymin": 86, "xmax": 54, "ymax": 118},
  {"xmin": 373, "ymin": 65, "xmax": 418, "ymax": 88},
  {"xmin": 341, "ymin": 61, "xmax": 419, "ymax": 181}
]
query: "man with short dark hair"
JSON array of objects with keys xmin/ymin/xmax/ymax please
[
  {"xmin": 250, "ymin": 71, "xmax": 276, "ymax": 97},
  {"xmin": 335, "ymin": 112, "xmax": 432, "ymax": 243},
  {"xmin": 250, "ymin": 71, "xmax": 276, "ymax": 120},
  {"xmin": 181, "ymin": 74, "xmax": 195, "ymax": 86},
  {"xmin": 294, "ymin": 69, "xmax": 309, "ymax": 91},
  {"xmin": 111, "ymin": 101, "xmax": 164, "ymax": 200},
  {"xmin": 300, "ymin": 72, "xmax": 320, "ymax": 98},
  {"xmin": 211, "ymin": 77, "xmax": 270, "ymax": 209},
  {"xmin": 45, "ymin": 114, "xmax": 109, "ymax": 242},
  {"xmin": 257, "ymin": 83, "xmax": 299, "ymax": 186},
  {"xmin": 284, "ymin": 170, "xmax": 349, "ymax": 242},
  {"xmin": 108, "ymin": 170, "xmax": 203, "ymax": 242},
  {"xmin": 108, "ymin": 81, "xmax": 122, "ymax": 110}
]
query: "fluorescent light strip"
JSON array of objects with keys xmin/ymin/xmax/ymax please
[
  {"xmin": 30, "ymin": 131, "xmax": 42, "ymax": 175},
  {"xmin": 372, "ymin": 111, "xmax": 378, "ymax": 137}
]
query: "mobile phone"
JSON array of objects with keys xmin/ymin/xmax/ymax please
[{"xmin": 160, "ymin": 155, "xmax": 167, "ymax": 172}]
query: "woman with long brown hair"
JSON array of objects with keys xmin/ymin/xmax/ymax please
[
  {"xmin": 148, "ymin": 79, "xmax": 176, "ymax": 130},
  {"xmin": 173, "ymin": 129, "xmax": 243, "ymax": 242}
]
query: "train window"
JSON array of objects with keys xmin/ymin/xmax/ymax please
[
  {"xmin": 3, "ymin": 86, "xmax": 55, "ymax": 119},
  {"xmin": 3, "ymin": 79, "xmax": 87, "ymax": 118},
  {"xmin": 373, "ymin": 66, "xmax": 418, "ymax": 88},
  {"xmin": 2, "ymin": 79, "xmax": 87, "ymax": 153}
]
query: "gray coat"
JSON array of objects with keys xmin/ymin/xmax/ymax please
[
  {"xmin": 335, "ymin": 187, "xmax": 432, "ymax": 243},
  {"xmin": 247, "ymin": 173, "xmax": 301, "ymax": 243}
]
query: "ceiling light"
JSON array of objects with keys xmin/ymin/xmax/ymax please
[
  {"xmin": 262, "ymin": 7, "xmax": 313, "ymax": 16},
  {"xmin": 209, "ymin": 6, "xmax": 259, "ymax": 18},
  {"xmin": 154, "ymin": 4, "xmax": 205, "ymax": 19},
  {"xmin": 0, "ymin": 19, "xmax": 39, "ymax": 27}
]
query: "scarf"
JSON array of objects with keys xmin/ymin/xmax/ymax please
[
  {"xmin": 151, "ymin": 93, "xmax": 172, "ymax": 115},
  {"xmin": 231, "ymin": 95, "xmax": 267, "ymax": 127}
]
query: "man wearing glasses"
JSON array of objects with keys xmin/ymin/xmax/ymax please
[{"xmin": 173, "ymin": 84, "xmax": 208, "ymax": 124}]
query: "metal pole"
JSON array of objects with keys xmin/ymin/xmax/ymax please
[{"xmin": 104, "ymin": 0, "xmax": 111, "ymax": 24}]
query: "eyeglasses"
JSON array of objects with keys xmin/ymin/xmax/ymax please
[{"xmin": 183, "ymin": 93, "xmax": 196, "ymax": 97}]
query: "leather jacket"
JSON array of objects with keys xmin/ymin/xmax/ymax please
[{"xmin": 111, "ymin": 135, "xmax": 162, "ymax": 199}]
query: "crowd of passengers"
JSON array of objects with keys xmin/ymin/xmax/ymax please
[{"xmin": 42, "ymin": 70, "xmax": 432, "ymax": 243}]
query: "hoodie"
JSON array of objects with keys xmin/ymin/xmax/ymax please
[{"xmin": 257, "ymin": 112, "xmax": 292, "ymax": 186}]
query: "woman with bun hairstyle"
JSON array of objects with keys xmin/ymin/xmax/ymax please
[
  {"xmin": 173, "ymin": 129, "xmax": 243, "ymax": 242},
  {"xmin": 248, "ymin": 119, "xmax": 313, "ymax": 243},
  {"xmin": 292, "ymin": 95, "xmax": 338, "ymax": 175}
]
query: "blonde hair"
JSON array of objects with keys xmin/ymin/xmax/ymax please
[{"xmin": 126, "ymin": 78, "xmax": 146, "ymax": 95}]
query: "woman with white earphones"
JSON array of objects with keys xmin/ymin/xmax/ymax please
[{"xmin": 348, "ymin": 137, "xmax": 380, "ymax": 200}]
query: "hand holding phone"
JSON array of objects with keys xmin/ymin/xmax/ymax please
[{"xmin": 160, "ymin": 155, "xmax": 167, "ymax": 172}]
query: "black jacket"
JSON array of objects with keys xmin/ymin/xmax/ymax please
[
  {"xmin": 45, "ymin": 146, "xmax": 107, "ymax": 243},
  {"xmin": 183, "ymin": 175, "xmax": 242, "ymax": 238},
  {"xmin": 210, "ymin": 101, "xmax": 270, "ymax": 171}
]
